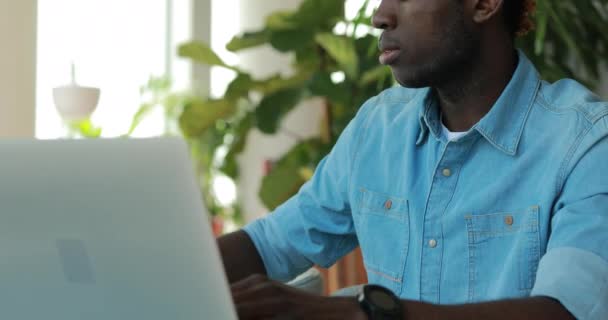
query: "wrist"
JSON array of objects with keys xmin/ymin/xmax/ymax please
[{"xmin": 327, "ymin": 297, "xmax": 368, "ymax": 320}]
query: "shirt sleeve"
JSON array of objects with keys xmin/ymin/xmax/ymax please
[
  {"xmin": 242, "ymin": 98, "xmax": 376, "ymax": 282},
  {"xmin": 531, "ymin": 117, "xmax": 608, "ymax": 320}
]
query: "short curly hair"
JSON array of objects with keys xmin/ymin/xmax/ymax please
[{"xmin": 503, "ymin": 0, "xmax": 537, "ymax": 37}]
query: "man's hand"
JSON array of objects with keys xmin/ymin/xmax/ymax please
[{"xmin": 231, "ymin": 274, "xmax": 367, "ymax": 320}]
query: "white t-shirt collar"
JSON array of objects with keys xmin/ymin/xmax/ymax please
[{"xmin": 440, "ymin": 114, "xmax": 470, "ymax": 142}]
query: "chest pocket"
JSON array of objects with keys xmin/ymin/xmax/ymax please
[
  {"xmin": 464, "ymin": 206, "xmax": 541, "ymax": 302},
  {"xmin": 356, "ymin": 188, "xmax": 409, "ymax": 294}
]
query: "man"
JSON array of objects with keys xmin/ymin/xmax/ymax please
[{"xmin": 219, "ymin": 0, "xmax": 608, "ymax": 319}]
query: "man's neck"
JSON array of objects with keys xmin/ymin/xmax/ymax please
[{"xmin": 435, "ymin": 44, "xmax": 518, "ymax": 132}]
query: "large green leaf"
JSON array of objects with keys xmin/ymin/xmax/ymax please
[
  {"xmin": 252, "ymin": 73, "xmax": 311, "ymax": 95},
  {"xmin": 225, "ymin": 73, "xmax": 254, "ymax": 100},
  {"xmin": 263, "ymin": 0, "xmax": 344, "ymax": 53},
  {"xmin": 269, "ymin": 29, "xmax": 315, "ymax": 52},
  {"xmin": 179, "ymin": 99, "xmax": 237, "ymax": 137},
  {"xmin": 260, "ymin": 163, "xmax": 305, "ymax": 210},
  {"xmin": 308, "ymin": 72, "xmax": 334, "ymax": 96},
  {"xmin": 259, "ymin": 139, "xmax": 328, "ymax": 210},
  {"xmin": 293, "ymin": 0, "xmax": 344, "ymax": 30},
  {"xmin": 308, "ymin": 72, "xmax": 351, "ymax": 105},
  {"xmin": 315, "ymin": 33, "xmax": 359, "ymax": 79},
  {"xmin": 266, "ymin": 11, "xmax": 301, "ymax": 30},
  {"xmin": 294, "ymin": 46, "xmax": 322, "ymax": 71},
  {"xmin": 226, "ymin": 31, "xmax": 271, "ymax": 52},
  {"xmin": 178, "ymin": 42, "xmax": 237, "ymax": 71},
  {"xmin": 254, "ymin": 88, "xmax": 303, "ymax": 134},
  {"xmin": 265, "ymin": 0, "xmax": 344, "ymax": 31}
]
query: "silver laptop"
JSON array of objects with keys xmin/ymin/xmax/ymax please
[{"xmin": 0, "ymin": 138, "xmax": 237, "ymax": 319}]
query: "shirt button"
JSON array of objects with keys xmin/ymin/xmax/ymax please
[
  {"xmin": 384, "ymin": 200, "xmax": 392, "ymax": 210},
  {"xmin": 505, "ymin": 215, "xmax": 514, "ymax": 226},
  {"xmin": 428, "ymin": 239, "xmax": 438, "ymax": 248},
  {"xmin": 442, "ymin": 168, "xmax": 452, "ymax": 177}
]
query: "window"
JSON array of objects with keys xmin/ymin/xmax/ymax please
[
  {"xmin": 36, "ymin": 0, "xmax": 375, "ymax": 139},
  {"xmin": 36, "ymin": 0, "xmax": 172, "ymax": 138}
]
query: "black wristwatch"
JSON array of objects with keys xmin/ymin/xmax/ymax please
[{"xmin": 357, "ymin": 284, "xmax": 404, "ymax": 320}]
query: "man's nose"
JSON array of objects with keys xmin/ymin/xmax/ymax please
[{"xmin": 372, "ymin": 0, "xmax": 397, "ymax": 30}]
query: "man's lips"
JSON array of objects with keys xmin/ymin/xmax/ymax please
[
  {"xmin": 378, "ymin": 33, "xmax": 401, "ymax": 65},
  {"xmin": 379, "ymin": 48, "xmax": 401, "ymax": 65}
]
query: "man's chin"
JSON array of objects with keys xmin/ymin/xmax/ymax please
[
  {"xmin": 391, "ymin": 69, "xmax": 432, "ymax": 89},
  {"xmin": 394, "ymin": 76, "xmax": 431, "ymax": 89}
]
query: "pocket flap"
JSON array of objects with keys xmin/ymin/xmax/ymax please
[
  {"xmin": 465, "ymin": 205, "xmax": 540, "ymax": 239},
  {"xmin": 359, "ymin": 188, "xmax": 408, "ymax": 221}
]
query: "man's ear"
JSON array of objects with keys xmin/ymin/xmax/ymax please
[{"xmin": 469, "ymin": 0, "xmax": 504, "ymax": 24}]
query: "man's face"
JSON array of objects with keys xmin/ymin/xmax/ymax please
[{"xmin": 373, "ymin": 0, "xmax": 480, "ymax": 88}]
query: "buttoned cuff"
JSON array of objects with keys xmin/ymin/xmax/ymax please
[{"xmin": 531, "ymin": 247, "xmax": 608, "ymax": 320}]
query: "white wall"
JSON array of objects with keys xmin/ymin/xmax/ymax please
[{"xmin": 0, "ymin": 0, "xmax": 37, "ymax": 138}]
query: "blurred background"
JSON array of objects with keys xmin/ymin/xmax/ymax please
[{"xmin": 1, "ymin": 0, "xmax": 607, "ymax": 294}]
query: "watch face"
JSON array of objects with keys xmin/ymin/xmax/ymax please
[{"xmin": 369, "ymin": 290, "xmax": 399, "ymax": 310}]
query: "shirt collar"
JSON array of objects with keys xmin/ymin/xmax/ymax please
[
  {"xmin": 416, "ymin": 88, "xmax": 440, "ymax": 145},
  {"xmin": 417, "ymin": 50, "xmax": 541, "ymax": 156}
]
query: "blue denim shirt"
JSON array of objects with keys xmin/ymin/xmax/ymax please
[{"xmin": 244, "ymin": 52, "xmax": 608, "ymax": 320}]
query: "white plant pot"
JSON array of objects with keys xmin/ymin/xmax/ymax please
[{"xmin": 53, "ymin": 85, "xmax": 100, "ymax": 122}]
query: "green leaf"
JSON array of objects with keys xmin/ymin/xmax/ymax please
[
  {"xmin": 259, "ymin": 162, "xmax": 306, "ymax": 210},
  {"xmin": 293, "ymin": 0, "xmax": 344, "ymax": 29},
  {"xmin": 220, "ymin": 113, "xmax": 254, "ymax": 178},
  {"xmin": 143, "ymin": 76, "xmax": 171, "ymax": 93},
  {"xmin": 308, "ymin": 72, "xmax": 335, "ymax": 96},
  {"xmin": 534, "ymin": 7, "xmax": 549, "ymax": 55},
  {"xmin": 179, "ymin": 99, "xmax": 237, "ymax": 137},
  {"xmin": 225, "ymin": 73, "xmax": 253, "ymax": 100},
  {"xmin": 265, "ymin": 0, "xmax": 344, "ymax": 31},
  {"xmin": 294, "ymin": 46, "xmax": 322, "ymax": 71},
  {"xmin": 254, "ymin": 88, "xmax": 303, "ymax": 134},
  {"xmin": 252, "ymin": 73, "xmax": 311, "ymax": 95},
  {"xmin": 127, "ymin": 102, "xmax": 156, "ymax": 135},
  {"xmin": 226, "ymin": 31, "xmax": 271, "ymax": 52},
  {"xmin": 315, "ymin": 33, "xmax": 359, "ymax": 79},
  {"xmin": 306, "ymin": 72, "xmax": 350, "ymax": 105},
  {"xmin": 258, "ymin": 139, "xmax": 328, "ymax": 210},
  {"xmin": 544, "ymin": 4, "xmax": 583, "ymax": 67},
  {"xmin": 269, "ymin": 29, "xmax": 315, "ymax": 52},
  {"xmin": 178, "ymin": 42, "xmax": 237, "ymax": 71},
  {"xmin": 266, "ymin": 11, "xmax": 300, "ymax": 30},
  {"xmin": 68, "ymin": 119, "xmax": 102, "ymax": 138}
]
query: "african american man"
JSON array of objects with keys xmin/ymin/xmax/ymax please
[{"xmin": 219, "ymin": 0, "xmax": 607, "ymax": 319}]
